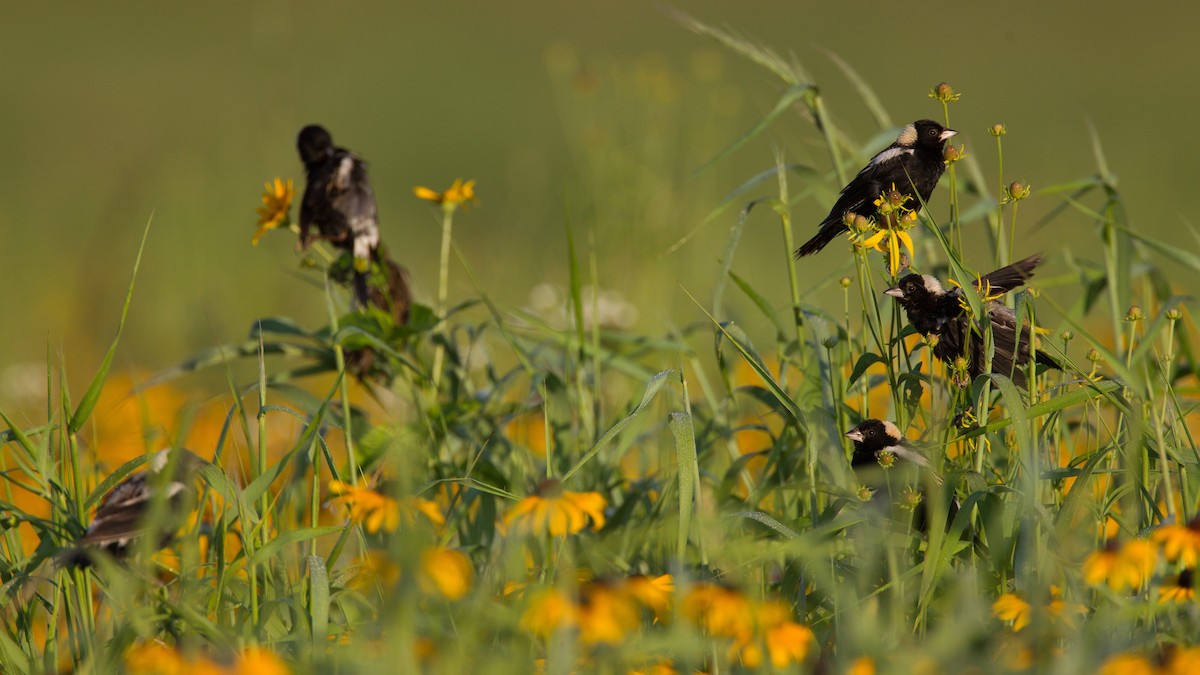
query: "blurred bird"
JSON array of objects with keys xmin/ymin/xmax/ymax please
[
  {"xmin": 845, "ymin": 418, "xmax": 940, "ymax": 481},
  {"xmin": 884, "ymin": 254, "xmax": 1061, "ymax": 387},
  {"xmin": 61, "ymin": 448, "xmax": 208, "ymax": 568},
  {"xmin": 796, "ymin": 120, "xmax": 956, "ymax": 257},
  {"xmin": 297, "ymin": 124, "xmax": 381, "ymax": 305},
  {"xmin": 845, "ymin": 419, "xmax": 959, "ymax": 537}
]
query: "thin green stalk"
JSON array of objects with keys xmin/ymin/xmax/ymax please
[{"xmin": 432, "ymin": 207, "xmax": 456, "ymax": 388}]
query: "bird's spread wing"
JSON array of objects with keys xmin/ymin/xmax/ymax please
[{"xmin": 979, "ymin": 254, "xmax": 1042, "ymax": 294}]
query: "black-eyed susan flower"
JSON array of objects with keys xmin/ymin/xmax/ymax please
[
  {"xmin": 1153, "ymin": 516, "xmax": 1200, "ymax": 567},
  {"xmin": 414, "ymin": 178, "xmax": 478, "ymax": 210},
  {"xmin": 252, "ymin": 177, "xmax": 295, "ymax": 245},
  {"xmin": 1158, "ymin": 568, "xmax": 1195, "ymax": 605},
  {"xmin": 755, "ymin": 600, "xmax": 814, "ymax": 669},
  {"xmin": 1098, "ymin": 652, "xmax": 1156, "ymax": 675},
  {"xmin": 577, "ymin": 581, "xmax": 642, "ymax": 645},
  {"xmin": 520, "ymin": 587, "xmax": 579, "ymax": 638},
  {"xmin": 681, "ymin": 583, "xmax": 754, "ymax": 642},
  {"xmin": 505, "ymin": 478, "xmax": 607, "ymax": 536},
  {"xmin": 993, "ymin": 593, "xmax": 1032, "ymax": 632},
  {"xmin": 419, "ymin": 546, "xmax": 474, "ymax": 600},
  {"xmin": 847, "ymin": 656, "xmax": 876, "ymax": 675},
  {"xmin": 234, "ymin": 648, "xmax": 292, "ymax": 675},
  {"xmin": 125, "ymin": 642, "xmax": 224, "ymax": 675},
  {"xmin": 1166, "ymin": 647, "xmax": 1200, "ymax": 674},
  {"xmin": 327, "ymin": 480, "xmax": 400, "ymax": 534},
  {"xmin": 623, "ymin": 574, "xmax": 674, "ymax": 620},
  {"xmin": 1083, "ymin": 539, "xmax": 1157, "ymax": 591},
  {"xmin": 853, "ymin": 185, "xmax": 918, "ymax": 276}
]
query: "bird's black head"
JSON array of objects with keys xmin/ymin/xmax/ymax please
[
  {"xmin": 845, "ymin": 419, "xmax": 904, "ymax": 464},
  {"xmin": 897, "ymin": 119, "xmax": 957, "ymax": 150},
  {"xmin": 884, "ymin": 273, "xmax": 944, "ymax": 309},
  {"xmin": 297, "ymin": 125, "xmax": 335, "ymax": 167}
]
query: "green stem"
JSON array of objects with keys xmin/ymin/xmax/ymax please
[{"xmin": 432, "ymin": 206, "xmax": 456, "ymax": 388}]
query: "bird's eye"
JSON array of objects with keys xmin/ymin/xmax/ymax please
[
  {"xmin": 928, "ymin": 128, "xmax": 938, "ymax": 136},
  {"xmin": 866, "ymin": 429, "xmax": 875, "ymax": 437}
]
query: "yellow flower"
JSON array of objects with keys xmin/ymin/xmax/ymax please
[
  {"xmin": 855, "ymin": 185, "xmax": 918, "ymax": 275},
  {"xmin": 577, "ymin": 581, "xmax": 642, "ymax": 645},
  {"xmin": 623, "ymin": 574, "xmax": 674, "ymax": 619},
  {"xmin": 419, "ymin": 547, "xmax": 474, "ymax": 600},
  {"xmin": 992, "ymin": 593, "xmax": 1032, "ymax": 632},
  {"xmin": 948, "ymin": 275, "xmax": 1005, "ymax": 318},
  {"xmin": 520, "ymin": 587, "xmax": 579, "ymax": 638},
  {"xmin": 414, "ymin": 178, "xmax": 478, "ymax": 209},
  {"xmin": 505, "ymin": 478, "xmax": 607, "ymax": 536},
  {"xmin": 1098, "ymin": 653, "xmax": 1157, "ymax": 675},
  {"xmin": 681, "ymin": 583, "xmax": 754, "ymax": 641},
  {"xmin": 847, "ymin": 656, "xmax": 876, "ymax": 675},
  {"xmin": 398, "ymin": 496, "xmax": 446, "ymax": 527},
  {"xmin": 252, "ymin": 177, "xmax": 294, "ymax": 245},
  {"xmin": 1153, "ymin": 517, "xmax": 1200, "ymax": 567},
  {"xmin": 124, "ymin": 642, "xmax": 224, "ymax": 675},
  {"xmin": 628, "ymin": 662, "xmax": 678, "ymax": 675},
  {"xmin": 1166, "ymin": 647, "xmax": 1200, "ymax": 675},
  {"xmin": 233, "ymin": 648, "xmax": 291, "ymax": 675},
  {"xmin": 327, "ymin": 480, "xmax": 400, "ymax": 534},
  {"xmin": 1083, "ymin": 539, "xmax": 1157, "ymax": 591},
  {"xmin": 1158, "ymin": 568, "xmax": 1195, "ymax": 604},
  {"xmin": 754, "ymin": 601, "xmax": 813, "ymax": 667}
]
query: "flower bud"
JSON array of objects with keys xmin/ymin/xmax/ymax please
[
  {"xmin": 930, "ymin": 82, "xmax": 959, "ymax": 102},
  {"xmin": 989, "ymin": 123, "xmax": 1007, "ymax": 137},
  {"xmin": 822, "ymin": 335, "xmax": 839, "ymax": 349},
  {"xmin": 839, "ymin": 276, "xmax": 852, "ymax": 288},
  {"xmin": 877, "ymin": 451, "xmax": 897, "ymax": 469},
  {"xmin": 1086, "ymin": 348, "xmax": 1103, "ymax": 363},
  {"xmin": 1007, "ymin": 181, "xmax": 1031, "ymax": 201},
  {"xmin": 1166, "ymin": 308, "xmax": 1182, "ymax": 321}
]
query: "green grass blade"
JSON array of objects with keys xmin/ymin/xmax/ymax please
[{"xmin": 69, "ymin": 215, "xmax": 152, "ymax": 434}]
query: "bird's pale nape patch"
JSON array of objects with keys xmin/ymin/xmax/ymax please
[
  {"xmin": 896, "ymin": 123, "xmax": 918, "ymax": 147},
  {"xmin": 921, "ymin": 275, "xmax": 944, "ymax": 294}
]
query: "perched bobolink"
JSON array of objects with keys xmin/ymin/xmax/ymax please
[
  {"xmin": 62, "ymin": 448, "xmax": 207, "ymax": 568},
  {"xmin": 297, "ymin": 124, "xmax": 381, "ymax": 305},
  {"xmin": 845, "ymin": 418, "xmax": 938, "ymax": 478},
  {"xmin": 845, "ymin": 419, "xmax": 957, "ymax": 535},
  {"xmin": 884, "ymin": 254, "xmax": 1061, "ymax": 387},
  {"xmin": 796, "ymin": 120, "xmax": 956, "ymax": 257}
]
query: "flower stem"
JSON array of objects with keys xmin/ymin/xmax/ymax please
[{"xmin": 432, "ymin": 206, "xmax": 456, "ymax": 388}]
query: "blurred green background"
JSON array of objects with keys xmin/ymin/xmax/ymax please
[{"xmin": 2, "ymin": 1, "xmax": 1196, "ymax": 397}]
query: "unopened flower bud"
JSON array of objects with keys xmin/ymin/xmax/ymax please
[
  {"xmin": 1125, "ymin": 305, "xmax": 1144, "ymax": 322},
  {"xmin": 930, "ymin": 82, "xmax": 959, "ymax": 102},
  {"xmin": 1086, "ymin": 348, "xmax": 1102, "ymax": 363},
  {"xmin": 1007, "ymin": 181, "xmax": 1031, "ymax": 201},
  {"xmin": 1166, "ymin": 308, "xmax": 1182, "ymax": 321},
  {"xmin": 877, "ymin": 451, "xmax": 897, "ymax": 469},
  {"xmin": 839, "ymin": 276, "xmax": 852, "ymax": 288},
  {"xmin": 989, "ymin": 123, "xmax": 1007, "ymax": 137}
]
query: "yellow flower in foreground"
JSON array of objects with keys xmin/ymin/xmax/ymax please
[
  {"xmin": 252, "ymin": 177, "xmax": 294, "ymax": 245},
  {"xmin": 624, "ymin": 574, "xmax": 675, "ymax": 619},
  {"xmin": 1098, "ymin": 653, "xmax": 1156, "ymax": 675},
  {"xmin": 125, "ymin": 642, "xmax": 223, "ymax": 675},
  {"xmin": 992, "ymin": 593, "xmax": 1032, "ymax": 632},
  {"xmin": 1084, "ymin": 539, "xmax": 1157, "ymax": 591},
  {"xmin": 414, "ymin": 178, "xmax": 478, "ymax": 209},
  {"xmin": 233, "ymin": 648, "xmax": 291, "ymax": 675},
  {"xmin": 577, "ymin": 582, "xmax": 641, "ymax": 645},
  {"xmin": 681, "ymin": 583, "xmax": 754, "ymax": 641},
  {"xmin": 1153, "ymin": 517, "xmax": 1200, "ymax": 567},
  {"xmin": 419, "ymin": 547, "xmax": 474, "ymax": 600},
  {"xmin": 755, "ymin": 600, "xmax": 814, "ymax": 669},
  {"xmin": 1167, "ymin": 647, "xmax": 1200, "ymax": 675},
  {"xmin": 858, "ymin": 185, "xmax": 918, "ymax": 275},
  {"xmin": 847, "ymin": 656, "xmax": 877, "ymax": 675},
  {"xmin": 1158, "ymin": 568, "xmax": 1195, "ymax": 605},
  {"xmin": 520, "ymin": 587, "xmax": 579, "ymax": 638},
  {"xmin": 505, "ymin": 479, "xmax": 607, "ymax": 536},
  {"xmin": 328, "ymin": 480, "xmax": 399, "ymax": 534}
]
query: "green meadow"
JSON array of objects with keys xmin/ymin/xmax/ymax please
[{"xmin": 2, "ymin": 3, "xmax": 1200, "ymax": 674}]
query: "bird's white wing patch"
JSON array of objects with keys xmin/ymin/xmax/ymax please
[
  {"xmin": 868, "ymin": 146, "xmax": 913, "ymax": 169},
  {"xmin": 334, "ymin": 156, "xmax": 355, "ymax": 190}
]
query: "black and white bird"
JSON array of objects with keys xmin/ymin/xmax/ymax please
[
  {"xmin": 845, "ymin": 419, "xmax": 960, "ymax": 537},
  {"xmin": 796, "ymin": 120, "xmax": 957, "ymax": 257},
  {"xmin": 845, "ymin": 419, "xmax": 939, "ymax": 480},
  {"xmin": 62, "ymin": 448, "xmax": 208, "ymax": 567},
  {"xmin": 297, "ymin": 124, "xmax": 381, "ymax": 305},
  {"xmin": 884, "ymin": 254, "xmax": 1061, "ymax": 387}
]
